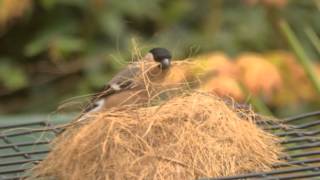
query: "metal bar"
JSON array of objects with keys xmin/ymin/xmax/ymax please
[
  {"xmin": 280, "ymin": 136, "xmax": 320, "ymax": 144},
  {"xmin": 266, "ymin": 120, "xmax": 320, "ymax": 131},
  {"xmin": 292, "ymin": 120, "xmax": 320, "ymax": 129},
  {"xmin": 202, "ymin": 166, "xmax": 320, "ymax": 180},
  {"xmin": 1, "ymin": 136, "xmax": 20, "ymax": 153},
  {"xmin": 263, "ymin": 124, "xmax": 295, "ymax": 131},
  {"xmin": 285, "ymin": 142, "xmax": 320, "ymax": 151},
  {"xmin": 275, "ymin": 171, "xmax": 320, "ymax": 180},
  {"xmin": 0, "ymin": 158, "xmax": 42, "ymax": 167},
  {"xmin": 0, "ymin": 128, "xmax": 58, "ymax": 138},
  {"xmin": 1, "ymin": 175, "xmax": 28, "ymax": 180},
  {"xmin": 42, "ymin": 121, "xmax": 64, "ymax": 135},
  {"xmin": 0, "ymin": 121, "xmax": 46, "ymax": 130},
  {"xmin": 0, "ymin": 150, "xmax": 49, "ymax": 158},
  {"xmin": 282, "ymin": 111, "xmax": 320, "ymax": 122},
  {"xmin": 275, "ymin": 130, "xmax": 320, "ymax": 137},
  {"xmin": 1, "ymin": 136, "xmax": 31, "ymax": 159},
  {"xmin": 273, "ymin": 158, "xmax": 320, "ymax": 167},
  {"xmin": 281, "ymin": 151, "xmax": 320, "ymax": 160},
  {"xmin": 0, "ymin": 141, "xmax": 50, "ymax": 149},
  {"xmin": 0, "ymin": 168, "xmax": 28, "ymax": 175}
]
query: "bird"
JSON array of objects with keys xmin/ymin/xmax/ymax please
[{"xmin": 76, "ymin": 47, "xmax": 172, "ymax": 122}]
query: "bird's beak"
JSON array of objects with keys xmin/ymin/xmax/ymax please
[{"xmin": 160, "ymin": 58, "xmax": 171, "ymax": 69}]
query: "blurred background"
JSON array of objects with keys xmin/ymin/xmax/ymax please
[{"xmin": 0, "ymin": 0, "xmax": 319, "ymax": 118}]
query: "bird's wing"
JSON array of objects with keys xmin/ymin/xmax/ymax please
[{"xmin": 82, "ymin": 63, "xmax": 142, "ymax": 113}]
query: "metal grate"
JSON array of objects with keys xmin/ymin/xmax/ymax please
[
  {"xmin": 1, "ymin": 112, "xmax": 320, "ymax": 180},
  {"xmin": 209, "ymin": 111, "xmax": 320, "ymax": 180},
  {"xmin": 0, "ymin": 118, "xmax": 64, "ymax": 180}
]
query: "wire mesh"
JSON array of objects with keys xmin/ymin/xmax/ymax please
[
  {"xmin": 0, "ymin": 120, "xmax": 62, "ymax": 180},
  {"xmin": 1, "ymin": 112, "xmax": 320, "ymax": 180}
]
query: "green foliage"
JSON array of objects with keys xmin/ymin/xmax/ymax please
[
  {"xmin": 0, "ymin": 0, "xmax": 319, "ymax": 114},
  {"xmin": 0, "ymin": 59, "xmax": 28, "ymax": 91}
]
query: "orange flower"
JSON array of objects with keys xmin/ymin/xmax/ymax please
[
  {"xmin": 0, "ymin": 0, "xmax": 31, "ymax": 29},
  {"xmin": 265, "ymin": 51, "xmax": 319, "ymax": 106},
  {"xmin": 192, "ymin": 52, "xmax": 238, "ymax": 78},
  {"xmin": 236, "ymin": 53, "xmax": 282, "ymax": 97}
]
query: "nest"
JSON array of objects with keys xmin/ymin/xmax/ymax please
[{"xmin": 31, "ymin": 92, "xmax": 283, "ymax": 180}]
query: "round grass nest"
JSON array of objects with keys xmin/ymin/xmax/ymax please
[{"xmin": 31, "ymin": 92, "xmax": 283, "ymax": 180}]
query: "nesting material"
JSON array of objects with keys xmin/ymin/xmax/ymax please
[{"xmin": 32, "ymin": 92, "xmax": 283, "ymax": 180}]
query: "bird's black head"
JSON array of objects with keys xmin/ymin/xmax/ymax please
[{"xmin": 149, "ymin": 48, "xmax": 172, "ymax": 69}]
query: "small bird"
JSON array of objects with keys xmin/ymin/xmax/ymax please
[{"xmin": 76, "ymin": 47, "xmax": 172, "ymax": 121}]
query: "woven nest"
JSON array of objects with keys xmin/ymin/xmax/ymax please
[{"xmin": 31, "ymin": 92, "xmax": 283, "ymax": 180}]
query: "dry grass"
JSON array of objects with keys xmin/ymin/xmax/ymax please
[{"xmin": 31, "ymin": 91, "xmax": 283, "ymax": 180}]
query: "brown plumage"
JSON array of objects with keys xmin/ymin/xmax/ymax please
[{"xmin": 76, "ymin": 48, "xmax": 172, "ymax": 122}]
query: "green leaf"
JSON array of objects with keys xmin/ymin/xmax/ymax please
[
  {"xmin": 24, "ymin": 33, "xmax": 52, "ymax": 57},
  {"xmin": 55, "ymin": 36, "xmax": 85, "ymax": 55},
  {"xmin": 99, "ymin": 12, "xmax": 124, "ymax": 37},
  {"xmin": 110, "ymin": 0, "xmax": 161, "ymax": 18},
  {"xmin": 39, "ymin": 0, "xmax": 57, "ymax": 10},
  {"xmin": 0, "ymin": 59, "xmax": 28, "ymax": 91},
  {"xmin": 24, "ymin": 18, "xmax": 79, "ymax": 57},
  {"xmin": 39, "ymin": 0, "xmax": 88, "ymax": 9}
]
